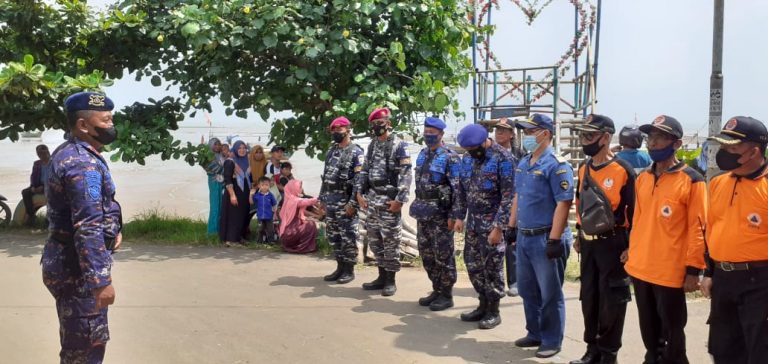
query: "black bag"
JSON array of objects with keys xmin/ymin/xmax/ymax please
[{"xmin": 578, "ymin": 161, "xmax": 615, "ymax": 235}]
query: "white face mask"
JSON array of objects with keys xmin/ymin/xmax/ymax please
[{"xmin": 522, "ymin": 131, "xmax": 545, "ymax": 152}]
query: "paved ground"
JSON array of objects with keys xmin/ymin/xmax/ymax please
[{"xmin": 0, "ymin": 232, "xmax": 713, "ymax": 364}]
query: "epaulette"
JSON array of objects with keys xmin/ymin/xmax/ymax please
[{"xmin": 554, "ymin": 154, "xmax": 568, "ymax": 164}]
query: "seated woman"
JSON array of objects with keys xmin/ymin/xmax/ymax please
[{"xmin": 278, "ymin": 179, "xmax": 318, "ymax": 254}]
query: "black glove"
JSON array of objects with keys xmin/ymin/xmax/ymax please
[
  {"xmin": 504, "ymin": 227, "xmax": 517, "ymax": 245},
  {"xmin": 545, "ymin": 238, "xmax": 563, "ymax": 259}
]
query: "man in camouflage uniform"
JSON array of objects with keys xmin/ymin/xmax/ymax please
[
  {"xmin": 454, "ymin": 124, "xmax": 515, "ymax": 329},
  {"xmin": 42, "ymin": 92, "xmax": 122, "ymax": 363},
  {"xmin": 320, "ymin": 116, "xmax": 364, "ymax": 284},
  {"xmin": 409, "ymin": 117, "xmax": 462, "ymax": 311},
  {"xmin": 356, "ymin": 107, "xmax": 412, "ymax": 296}
]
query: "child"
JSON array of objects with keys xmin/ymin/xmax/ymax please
[
  {"xmin": 278, "ymin": 161, "xmax": 294, "ymax": 192},
  {"xmin": 250, "ymin": 177, "xmax": 278, "ymax": 244}
]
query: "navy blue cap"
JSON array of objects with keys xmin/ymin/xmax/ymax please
[
  {"xmin": 709, "ymin": 116, "xmax": 768, "ymax": 145},
  {"xmin": 424, "ymin": 117, "xmax": 446, "ymax": 130},
  {"xmin": 64, "ymin": 92, "xmax": 114, "ymax": 113},
  {"xmin": 639, "ymin": 115, "xmax": 683, "ymax": 139},
  {"xmin": 515, "ymin": 113, "xmax": 554, "ymax": 131},
  {"xmin": 458, "ymin": 124, "xmax": 489, "ymax": 148},
  {"xmin": 574, "ymin": 114, "xmax": 615, "ymax": 133}
]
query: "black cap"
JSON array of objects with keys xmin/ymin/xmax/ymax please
[
  {"xmin": 270, "ymin": 145, "xmax": 286, "ymax": 153},
  {"xmin": 280, "ymin": 161, "xmax": 292, "ymax": 169},
  {"xmin": 619, "ymin": 125, "xmax": 643, "ymax": 148},
  {"xmin": 708, "ymin": 116, "xmax": 768, "ymax": 145},
  {"xmin": 639, "ymin": 115, "xmax": 684, "ymax": 139},
  {"xmin": 574, "ymin": 114, "xmax": 615, "ymax": 133}
]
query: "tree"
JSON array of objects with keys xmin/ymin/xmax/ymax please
[{"xmin": 0, "ymin": 0, "xmax": 474, "ymax": 163}]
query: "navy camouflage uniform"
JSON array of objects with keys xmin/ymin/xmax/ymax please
[
  {"xmin": 356, "ymin": 134, "xmax": 412, "ymax": 272},
  {"xmin": 43, "ymin": 136, "xmax": 121, "ymax": 363},
  {"xmin": 409, "ymin": 141, "xmax": 462, "ymax": 294},
  {"xmin": 319, "ymin": 142, "xmax": 365, "ymax": 263},
  {"xmin": 456, "ymin": 140, "xmax": 515, "ymax": 301}
]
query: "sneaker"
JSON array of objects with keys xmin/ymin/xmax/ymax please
[
  {"xmin": 535, "ymin": 346, "xmax": 561, "ymax": 358},
  {"xmin": 507, "ymin": 283, "xmax": 519, "ymax": 297},
  {"xmin": 513, "ymin": 336, "xmax": 542, "ymax": 348}
]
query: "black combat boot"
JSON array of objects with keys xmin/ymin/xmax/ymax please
[
  {"xmin": 336, "ymin": 262, "xmax": 355, "ymax": 284},
  {"xmin": 362, "ymin": 267, "xmax": 386, "ymax": 290},
  {"xmin": 569, "ymin": 347, "xmax": 601, "ymax": 364},
  {"xmin": 418, "ymin": 290, "xmax": 441, "ymax": 306},
  {"xmin": 478, "ymin": 298, "xmax": 501, "ymax": 329},
  {"xmin": 381, "ymin": 271, "xmax": 397, "ymax": 296},
  {"xmin": 323, "ymin": 260, "xmax": 343, "ymax": 281},
  {"xmin": 460, "ymin": 296, "xmax": 487, "ymax": 322},
  {"xmin": 598, "ymin": 352, "xmax": 617, "ymax": 364},
  {"xmin": 429, "ymin": 287, "xmax": 454, "ymax": 311}
]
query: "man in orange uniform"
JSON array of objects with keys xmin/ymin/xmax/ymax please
[
  {"xmin": 571, "ymin": 115, "xmax": 635, "ymax": 364},
  {"xmin": 702, "ymin": 116, "xmax": 768, "ymax": 364},
  {"xmin": 624, "ymin": 115, "xmax": 706, "ymax": 364}
]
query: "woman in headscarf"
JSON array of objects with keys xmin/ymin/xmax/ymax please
[
  {"xmin": 204, "ymin": 138, "xmax": 225, "ymax": 235},
  {"xmin": 278, "ymin": 179, "xmax": 318, "ymax": 253},
  {"xmin": 249, "ymin": 145, "xmax": 268, "ymax": 184},
  {"xmin": 219, "ymin": 140, "xmax": 252, "ymax": 246}
]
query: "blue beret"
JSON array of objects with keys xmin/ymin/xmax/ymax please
[
  {"xmin": 424, "ymin": 117, "xmax": 446, "ymax": 130},
  {"xmin": 457, "ymin": 124, "xmax": 488, "ymax": 148},
  {"xmin": 516, "ymin": 113, "xmax": 553, "ymax": 131},
  {"xmin": 64, "ymin": 92, "xmax": 114, "ymax": 113}
]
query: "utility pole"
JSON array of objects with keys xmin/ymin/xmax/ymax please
[{"xmin": 707, "ymin": 0, "xmax": 724, "ymax": 180}]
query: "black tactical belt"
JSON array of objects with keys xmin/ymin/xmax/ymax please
[
  {"xmin": 520, "ymin": 226, "xmax": 552, "ymax": 236},
  {"xmin": 713, "ymin": 259, "xmax": 768, "ymax": 272},
  {"xmin": 369, "ymin": 179, "xmax": 389, "ymax": 188},
  {"xmin": 581, "ymin": 227, "xmax": 626, "ymax": 241},
  {"xmin": 415, "ymin": 190, "xmax": 440, "ymax": 200}
]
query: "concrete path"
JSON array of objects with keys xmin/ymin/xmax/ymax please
[{"xmin": 0, "ymin": 232, "xmax": 712, "ymax": 363}]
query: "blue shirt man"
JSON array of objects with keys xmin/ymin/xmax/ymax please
[
  {"xmin": 510, "ymin": 113, "xmax": 574, "ymax": 358},
  {"xmin": 43, "ymin": 91, "xmax": 121, "ymax": 363}
]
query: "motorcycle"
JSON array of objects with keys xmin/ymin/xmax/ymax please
[{"xmin": 0, "ymin": 194, "xmax": 11, "ymax": 226}]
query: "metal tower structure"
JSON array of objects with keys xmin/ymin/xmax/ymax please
[{"xmin": 470, "ymin": 0, "xmax": 603, "ymax": 168}]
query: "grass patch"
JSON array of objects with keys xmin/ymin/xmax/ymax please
[{"xmin": 122, "ymin": 209, "xmax": 219, "ymax": 246}]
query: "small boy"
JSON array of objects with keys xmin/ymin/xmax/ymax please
[
  {"xmin": 278, "ymin": 161, "xmax": 294, "ymax": 192},
  {"xmin": 250, "ymin": 177, "xmax": 278, "ymax": 244}
]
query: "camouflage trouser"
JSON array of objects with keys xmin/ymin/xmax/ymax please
[
  {"xmin": 46, "ymin": 284, "xmax": 109, "ymax": 364},
  {"xmin": 366, "ymin": 205, "xmax": 402, "ymax": 272},
  {"xmin": 464, "ymin": 228, "xmax": 506, "ymax": 301},
  {"xmin": 326, "ymin": 204, "xmax": 359, "ymax": 263},
  {"xmin": 416, "ymin": 217, "xmax": 457, "ymax": 292}
]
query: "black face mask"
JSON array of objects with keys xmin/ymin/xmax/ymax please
[
  {"xmin": 331, "ymin": 132, "xmax": 346, "ymax": 143},
  {"xmin": 92, "ymin": 126, "xmax": 118, "ymax": 145},
  {"xmin": 468, "ymin": 147, "xmax": 486, "ymax": 161},
  {"xmin": 582, "ymin": 139, "xmax": 603, "ymax": 157},
  {"xmin": 371, "ymin": 124, "xmax": 387, "ymax": 137},
  {"xmin": 715, "ymin": 149, "xmax": 744, "ymax": 171}
]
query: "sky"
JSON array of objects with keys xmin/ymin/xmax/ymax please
[{"xmin": 90, "ymin": 0, "xmax": 768, "ymax": 135}]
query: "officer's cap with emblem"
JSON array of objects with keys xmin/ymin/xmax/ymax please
[
  {"xmin": 515, "ymin": 113, "xmax": 554, "ymax": 132},
  {"xmin": 330, "ymin": 116, "xmax": 351, "ymax": 128},
  {"xmin": 574, "ymin": 114, "xmax": 615, "ymax": 134},
  {"xmin": 424, "ymin": 116, "xmax": 446, "ymax": 131},
  {"xmin": 494, "ymin": 118, "xmax": 515, "ymax": 130},
  {"xmin": 639, "ymin": 115, "xmax": 683, "ymax": 139},
  {"xmin": 64, "ymin": 91, "xmax": 114, "ymax": 112},
  {"xmin": 708, "ymin": 116, "xmax": 768, "ymax": 146},
  {"xmin": 457, "ymin": 124, "xmax": 489, "ymax": 148},
  {"xmin": 368, "ymin": 107, "xmax": 391, "ymax": 123}
]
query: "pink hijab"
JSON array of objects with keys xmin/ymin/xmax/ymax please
[{"xmin": 279, "ymin": 180, "xmax": 318, "ymax": 235}]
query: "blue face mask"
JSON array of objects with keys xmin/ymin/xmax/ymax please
[
  {"xmin": 423, "ymin": 134, "xmax": 440, "ymax": 146},
  {"xmin": 648, "ymin": 145, "xmax": 676, "ymax": 162},
  {"xmin": 522, "ymin": 134, "xmax": 541, "ymax": 152}
]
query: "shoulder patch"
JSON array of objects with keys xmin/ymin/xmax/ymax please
[
  {"xmin": 555, "ymin": 169, "xmax": 567, "ymax": 175},
  {"xmin": 554, "ymin": 155, "xmax": 568, "ymax": 164},
  {"xmin": 84, "ymin": 171, "xmax": 102, "ymax": 201},
  {"xmin": 682, "ymin": 166, "xmax": 705, "ymax": 183},
  {"xmin": 560, "ymin": 180, "xmax": 570, "ymax": 190}
]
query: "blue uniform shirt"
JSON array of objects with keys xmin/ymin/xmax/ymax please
[
  {"xmin": 616, "ymin": 149, "xmax": 652, "ymax": 170},
  {"xmin": 515, "ymin": 147, "xmax": 574, "ymax": 229}
]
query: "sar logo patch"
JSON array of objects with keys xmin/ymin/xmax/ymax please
[
  {"xmin": 88, "ymin": 94, "xmax": 106, "ymax": 107},
  {"xmin": 603, "ymin": 178, "xmax": 614, "ymax": 189},
  {"xmin": 660, "ymin": 205, "xmax": 672, "ymax": 217},
  {"xmin": 653, "ymin": 115, "xmax": 666, "ymax": 125},
  {"xmin": 560, "ymin": 180, "xmax": 569, "ymax": 190},
  {"xmin": 724, "ymin": 118, "xmax": 738, "ymax": 131},
  {"xmin": 84, "ymin": 171, "xmax": 102, "ymax": 201},
  {"xmin": 747, "ymin": 213, "xmax": 762, "ymax": 227}
]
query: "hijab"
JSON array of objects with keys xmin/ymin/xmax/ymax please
[
  {"xmin": 249, "ymin": 144, "xmax": 268, "ymax": 183},
  {"xmin": 208, "ymin": 137, "xmax": 224, "ymax": 163},
  {"xmin": 230, "ymin": 140, "xmax": 251, "ymax": 191},
  {"xmin": 279, "ymin": 179, "xmax": 317, "ymax": 235}
]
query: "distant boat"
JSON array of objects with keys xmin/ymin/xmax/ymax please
[{"xmin": 21, "ymin": 131, "xmax": 43, "ymax": 138}]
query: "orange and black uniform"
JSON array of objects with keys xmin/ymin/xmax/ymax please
[
  {"xmin": 625, "ymin": 162, "xmax": 706, "ymax": 364},
  {"xmin": 705, "ymin": 163, "xmax": 768, "ymax": 364},
  {"xmin": 575, "ymin": 158, "xmax": 635, "ymax": 359}
]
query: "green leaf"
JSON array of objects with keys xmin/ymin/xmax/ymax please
[
  {"xmin": 434, "ymin": 94, "xmax": 448, "ymax": 110},
  {"xmin": 235, "ymin": 110, "xmax": 247, "ymax": 118},
  {"xmin": 295, "ymin": 68, "xmax": 308, "ymax": 80},
  {"xmin": 150, "ymin": 75, "xmax": 162, "ymax": 86},
  {"xmin": 263, "ymin": 34, "xmax": 278, "ymax": 48},
  {"xmin": 320, "ymin": 91, "xmax": 331, "ymax": 101},
  {"xmin": 181, "ymin": 22, "xmax": 200, "ymax": 37},
  {"xmin": 23, "ymin": 54, "xmax": 33, "ymax": 70}
]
